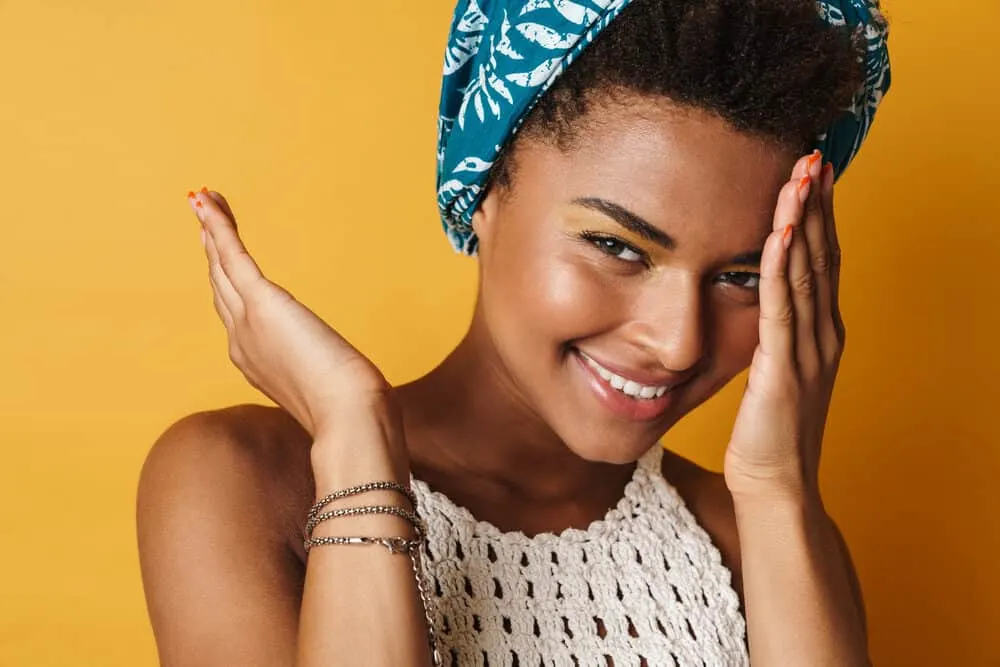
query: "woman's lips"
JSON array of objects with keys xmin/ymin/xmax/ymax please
[{"xmin": 571, "ymin": 348, "xmax": 678, "ymax": 422}]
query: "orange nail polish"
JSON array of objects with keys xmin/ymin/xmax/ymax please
[
  {"xmin": 187, "ymin": 191, "xmax": 196, "ymax": 199},
  {"xmin": 797, "ymin": 175, "xmax": 811, "ymax": 203},
  {"xmin": 807, "ymin": 150, "xmax": 822, "ymax": 169},
  {"xmin": 195, "ymin": 200, "xmax": 203, "ymax": 208},
  {"xmin": 200, "ymin": 186, "xmax": 209, "ymax": 194},
  {"xmin": 822, "ymin": 162, "xmax": 834, "ymax": 189},
  {"xmin": 782, "ymin": 224, "xmax": 794, "ymax": 248}
]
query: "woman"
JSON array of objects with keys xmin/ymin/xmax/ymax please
[{"xmin": 137, "ymin": 0, "xmax": 891, "ymax": 664}]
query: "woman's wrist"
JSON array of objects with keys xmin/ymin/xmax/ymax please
[
  {"xmin": 725, "ymin": 458, "xmax": 821, "ymax": 511},
  {"xmin": 731, "ymin": 486, "xmax": 832, "ymax": 558},
  {"xmin": 310, "ymin": 445, "xmax": 411, "ymax": 495},
  {"xmin": 310, "ymin": 402, "xmax": 412, "ymax": 492}
]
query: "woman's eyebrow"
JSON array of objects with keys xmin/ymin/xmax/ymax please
[
  {"xmin": 730, "ymin": 251, "xmax": 763, "ymax": 266},
  {"xmin": 572, "ymin": 196, "xmax": 763, "ymax": 266},
  {"xmin": 571, "ymin": 197, "xmax": 675, "ymax": 250}
]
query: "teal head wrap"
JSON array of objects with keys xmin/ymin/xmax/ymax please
[{"xmin": 436, "ymin": 0, "xmax": 891, "ymax": 255}]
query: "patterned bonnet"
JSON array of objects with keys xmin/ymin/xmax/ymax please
[{"xmin": 435, "ymin": 0, "xmax": 891, "ymax": 255}]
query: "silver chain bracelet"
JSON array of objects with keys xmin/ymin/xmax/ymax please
[
  {"xmin": 304, "ymin": 503, "xmax": 426, "ymax": 541},
  {"xmin": 308, "ymin": 480, "xmax": 417, "ymax": 521},
  {"xmin": 303, "ymin": 535, "xmax": 420, "ymax": 553}
]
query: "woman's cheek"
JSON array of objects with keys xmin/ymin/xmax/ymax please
[{"xmin": 522, "ymin": 255, "xmax": 628, "ymax": 337}]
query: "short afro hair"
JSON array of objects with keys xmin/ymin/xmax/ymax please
[{"xmin": 492, "ymin": 0, "xmax": 865, "ymax": 185}]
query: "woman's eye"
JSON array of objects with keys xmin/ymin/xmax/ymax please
[
  {"xmin": 581, "ymin": 233, "xmax": 646, "ymax": 264},
  {"xmin": 717, "ymin": 271, "xmax": 760, "ymax": 290}
]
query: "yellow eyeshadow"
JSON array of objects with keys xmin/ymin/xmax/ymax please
[{"xmin": 563, "ymin": 213, "xmax": 658, "ymax": 252}]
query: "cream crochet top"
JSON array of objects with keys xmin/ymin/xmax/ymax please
[{"xmin": 410, "ymin": 445, "xmax": 748, "ymax": 667}]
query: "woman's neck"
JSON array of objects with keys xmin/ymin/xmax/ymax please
[{"xmin": 394, "ymin": 325, "xmax": 636, "ymax": 512}]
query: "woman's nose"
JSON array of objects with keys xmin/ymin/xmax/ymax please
[{"xmin": 630, "ymin": 277, "xmax": 705, "ymax": 374}]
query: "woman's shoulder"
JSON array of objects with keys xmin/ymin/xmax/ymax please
[
  {"xmin": 137, "ymin": 406, "xmax": 317, "ymax": 659},
  {"xmin": 660, "ymin": 448, "xmax": 744, "ymax": 597},
  {"xmin": 143, "ymin": 404, "xmax": 313, "ymax": 488},
  {"xmin": 138, "ymin": 404, "xmax": 315, "ymax": 556}
]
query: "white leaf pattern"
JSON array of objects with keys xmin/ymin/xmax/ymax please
[
  {"xmin": 495, "ymin": 15, "xmax": 523, "ymax": 60},
  {"xmin": 457, "ymin": 59, "xmax": 516, "ymax": 130},
  {"xmin": 816, "ymin": 2, "xmax": 847, "ymax": 26},
  {"xmin": 519, "ymin": 0, "xmax": 552, "ymax": 17},
  {"xmin": 437, "ymin": 179, "xmax": 466, "ymax": 199},
  {"xmin": 444, "ymin": 34, "xmax": 483, "ymax": 75},
  {"xmin": 453, "ymin": 157, "xmax": 494, "ymax": 174},
  {"xmin": 473, "ymin": 93, "xmax": 486, "ymax": 123},
  {"xmin": 488, "ymin": 71, "xmax": 514, "ymax": 104},
  {"xmin": 506, "ymin": 57, "xmax": 560, "ymax": 87},
  {"xmin": 516, "ymin": 22, "xmax": 576, "ymax": 49},
  {"xmin": 443, "ymin": 0, "xmax": 488, "ymax": 75},
  {"xmin": 553, "ymin": 0, "xmax": 600, "ymax": 25},
  {"xmin": 456, "ymin": 0, "xmax": 488, "ymax": 32}
]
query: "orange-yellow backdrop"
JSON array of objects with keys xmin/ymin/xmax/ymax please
[{"xmin": 1, "ymin": 1, "xmax": 997, "ymax": 665}]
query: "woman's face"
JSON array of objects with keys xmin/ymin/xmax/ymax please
[{"xmin": 471, "ymin": 96, "xmax": 798, "ymax": 464}]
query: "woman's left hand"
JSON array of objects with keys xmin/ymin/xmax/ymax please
[{"xmin": 724, "ymin": 151, "xmax": 844, "ymax": 501}]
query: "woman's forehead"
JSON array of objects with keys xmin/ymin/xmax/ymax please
[{"xmin": 509, "ymin": 100, "xmax": 795, "ymax": 237}]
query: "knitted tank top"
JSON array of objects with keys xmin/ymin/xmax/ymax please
[{"xmin": 409, "ymin": 445, "xmax": 748, "ymax": 667}]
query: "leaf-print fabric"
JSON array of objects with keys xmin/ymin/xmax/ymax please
[{"xmin": 436, "ymin": 0, "xmax": 891, "ymax": 255}]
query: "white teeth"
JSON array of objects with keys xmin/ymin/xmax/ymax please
[{"xmin": 579, "ymin": 352, "xmax": 672, "ymax": 401}]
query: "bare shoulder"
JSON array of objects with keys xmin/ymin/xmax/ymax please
[
  {"xmin": 659, "ymin": 449, "xmax": 744, "ymax": 599},
  {"xmin": 139, "ymin": 404, "xmax": 315, "ymax": 545},
  {"xmin": 137, "ymin": 404, "xmax": 314, "ymax": 667}
]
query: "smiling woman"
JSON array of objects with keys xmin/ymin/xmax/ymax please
[{"xmin": 137, "ymin": 0, "xmax": 889, "ymax": 665}]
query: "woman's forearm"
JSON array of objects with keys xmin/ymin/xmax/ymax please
[
  {"xmin": 296, "ymin": 421, "xmax": 433, "ymax": 667},
  {"xmin": 735, "ymin": 492, "xmax": 868, "ymax": 667}
]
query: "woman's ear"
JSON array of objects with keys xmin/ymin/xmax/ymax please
[{"xmin": 471, "ymin": 185, "xmax": 501, "ymax": 253}]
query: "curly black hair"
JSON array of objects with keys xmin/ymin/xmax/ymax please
[{"xmin": 492, "ymin": 0, "xmax": 865, "ymax": 186}]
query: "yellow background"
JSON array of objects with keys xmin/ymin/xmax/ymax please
[{"xmin": 0, "ymin": 1, "xmax": 996, "ymax": 664}]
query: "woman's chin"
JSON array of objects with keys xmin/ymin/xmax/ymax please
[{"xmin": 552, "ymin": 419, "xmax": 666, "ymax": 465}]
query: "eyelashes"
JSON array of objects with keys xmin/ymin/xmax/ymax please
[
  {"xmin": 576, "ymin": 230, "xmax": 761, "ymax": 296},
  {"xmin": 578, "ymin": 231, "xmax": 647, "ymax": 264},
  {"xmin": 716, "ymin": 272, "xmax": 761, "ymax": 290}
]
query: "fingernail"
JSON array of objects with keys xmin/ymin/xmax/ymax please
[
  {"xmin": 783, "ymin": 224, "xmax": 794, "ymax": 249},
  {"xmin": 807, "ymin": 151, "xmax": 823, "ymax": 180},
  {"xmin": 200, "ymin": 186, "xmax": 209, "ymax": 195},
  {"xmin": 195, "ymin": 200, "xmax": 203, "ymax": 208},
  {"xmin": 796, "ymin": 175, "xmax": 811, "ymax": 204},
  {"xmin": 187, "ymin": 191, "xmax": 196, "ymax": 199}
]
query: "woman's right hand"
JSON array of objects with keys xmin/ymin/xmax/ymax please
[{"xmin": 187, "ymin": 189, "xmax": 410, "ymax": 481}]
